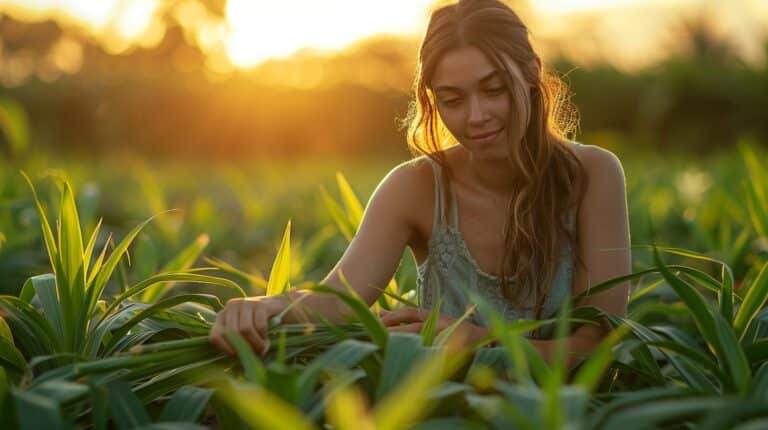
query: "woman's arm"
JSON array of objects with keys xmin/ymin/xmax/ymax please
[
  {"xmin": 532, "ymin": 144, "xmax": 631, "ymax": 368},
  {"xmin": 209, "ymin": 161, "xmax": 424, "ymax": 354}
]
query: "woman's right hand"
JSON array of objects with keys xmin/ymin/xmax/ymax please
[{"xmin": 208, "ymin": 295, "xmax": 286, "ymax": 356}]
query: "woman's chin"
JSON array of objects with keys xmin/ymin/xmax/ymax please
[{"xmin": 460, "ymin": 142, "xmax": 509, "ymax": 161}]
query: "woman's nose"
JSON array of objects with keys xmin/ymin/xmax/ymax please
[{"xmin": 467, "ymin": 94, "xmax": 490, "ymax": 126}]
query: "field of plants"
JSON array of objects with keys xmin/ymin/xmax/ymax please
[{"xmin": 1, "ymin": 140, "xmax": 768, "ymax": 429}]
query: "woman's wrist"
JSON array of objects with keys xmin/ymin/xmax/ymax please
[{"xmin": 265, "ymin": 290, "xmax": 317, "ymax": 324}]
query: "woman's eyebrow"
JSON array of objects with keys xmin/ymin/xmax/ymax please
[{"xmin": 433, "ymin": 70, "xmax": 501, "ymax": 92}]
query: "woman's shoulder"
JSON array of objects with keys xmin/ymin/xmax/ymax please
[
  {"xmin": 372, "ymin": 156, "xmax": 436, "ymax": 216},
  {"xmin": 383, "ymin": 156, "xmax": 436, "ymax": 189},
  {"xmin": 568, "ymin": 141, "xmax": 625, "ymax": 180},
  {"xmin": 371, "ymin": 157, "xmax": 437, "ymax": 248}
]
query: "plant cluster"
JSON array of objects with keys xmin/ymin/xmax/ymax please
[{"xmin": 0, "ymin": 147, "xmax": 767, "ymax": 429}]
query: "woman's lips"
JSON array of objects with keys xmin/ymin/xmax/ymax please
[{"xmin": 467, "ymin": 128, "xmax": 503, "ymax": 143}]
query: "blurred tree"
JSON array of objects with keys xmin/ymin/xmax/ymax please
[
  {"xmin": 0, "ymin": 16, "xmax": 62, "ymax": 53},
  {"xmin": 677, "ymin": 12, "xmax": 741, "ymax": 67}
]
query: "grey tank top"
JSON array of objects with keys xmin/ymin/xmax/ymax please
[{"xmin": 416, "ymin": 158, "xmax": 574, "ymax": 339}]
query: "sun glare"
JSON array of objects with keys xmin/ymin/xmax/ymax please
[
  {"xmin": 530, "ymin": 0, "xmax": 640, "ymax": 14},
  {"xmin": 4, "ymin": 0, "xmax": 766, "ymax": 71},
  {"xmin": 225, "ymin": 0, "xmax": 431, "ymax": 68}
]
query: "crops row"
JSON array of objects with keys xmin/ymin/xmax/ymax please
[{"xmin": 0, "ymin": 143, "xmax": 767, "ymax": 428}]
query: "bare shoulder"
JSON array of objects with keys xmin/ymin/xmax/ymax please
[
  {"xmin": 570, "ymin": 143, "xmax": 626, "ymax": 186},
  {"xmin": 374, "ymin": 157, "xmax": 434, "ymax": 204},
  {"xmin": 366, "ymin": 156, "xmax": 435, "ymax": 234},
  {"xmin": 569, "ymin": 143, "xmax": 628, "ymax": 220},
  {"xmin": 572, "ymin": 144, "xmax": 624, "ymax": 176}
]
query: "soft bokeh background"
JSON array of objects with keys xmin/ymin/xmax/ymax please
[{"xmin": 1, "ymin": 0, "xmax": 767, "ymax": 295}]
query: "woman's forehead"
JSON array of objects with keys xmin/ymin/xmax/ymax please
[{"xmin": 431, "ymin": 46, "xmax": 501, "ymax": 90}]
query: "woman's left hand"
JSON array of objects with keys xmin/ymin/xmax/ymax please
[{"xmin": 379, "ymin": 307, "xmax": 488, "ymax": 346}]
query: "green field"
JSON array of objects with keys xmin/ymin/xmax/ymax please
[{"xmin": 1, "ymin": 141, "xmax": 768, "ymax": 428}]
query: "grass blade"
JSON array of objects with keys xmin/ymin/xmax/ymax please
[
  {"xmin": 141, "ymin": 234, "xmax": 210, "ymax": 302},
  {"xmin": 266, "ymin": 220, "xmax": 292, "ymax": 296},
  {"xmin": 335, "ymin": 172, "xmax": 363, "ymax": 229},
  {"xmin": 733, "ymin": 261, "xmax": 768, "ymax": 340},
  {"xmin": 309, "ymin": 283, "xmax": 388, "ymax": 348},
  {"xmin": 215, "ymin": 380, "xmax": 316, "ymax": 430},
  {"xmin": 158, "ymin": 386, "xmax": 213, "ymax": 422}
]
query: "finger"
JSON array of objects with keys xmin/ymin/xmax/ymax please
[
  {"xmin": 237, "ymin": 304, "xmax": 267, "ymax": 354},
  {"xmin": 380, "ymin": 308, "xmax": 413, "ymax": 325},
  {"xmin": 386, "ymin": 323, "xmax": 423, "ymax": 333},
  {"xmin": 209, "ymin": 311, "xmax": 235, "ymax": 356},
  {"xmin": 381, "ymin": 308, "xmax": 426, "ymax": 326},
  {"xmin": 252, "ymin": 310, "xmax": 270, "ymax": 356},
  {"xmin": 223, "ymin": 302, "xmax": 244, "ymax": 354}
]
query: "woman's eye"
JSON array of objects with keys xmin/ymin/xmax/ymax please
[
  {"xmin": 439, "ymin": 98, "xmax": 462, "ymax": 107},
  {"xmin": 485, "ymin": 86, "xmax": 506, "ymax": 95}
]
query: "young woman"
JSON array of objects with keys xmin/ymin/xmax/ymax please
[{"xmin": 209, "ymin": 0, "xmax": 630, "ymax": 368}]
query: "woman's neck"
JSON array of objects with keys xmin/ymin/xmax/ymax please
[{"xmin": 458, "ymin": 148, "xmax": 519, "ymax": 198}]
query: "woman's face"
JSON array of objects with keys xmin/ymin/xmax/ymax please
[{"xmin": 431, "ymin": 45, "xmax": 512, "ymax": 160}]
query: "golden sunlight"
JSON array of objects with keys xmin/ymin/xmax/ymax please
[
  {"xmin": 224, "ymin": 0, "xmax": 432, "ymax": 68},
  {"xmin": 2, "ymin": 0, "xmax": 160, "ymax": 51},
  {"xmin": 3, "ymin": 0, "xmax": 766, "ymax": 71},
  {"xmin": 530, "ymin": 0, "xmax": 640, "ymax": 14}
]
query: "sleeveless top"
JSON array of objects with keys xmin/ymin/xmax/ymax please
[{"xmin": 416, "ymin": 158, "xmax": 575, "ymax": 340}]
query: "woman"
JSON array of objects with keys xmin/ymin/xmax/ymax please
[{"xmin": 209, "ymin": 0, "xmax": 630, "ymax": 368}]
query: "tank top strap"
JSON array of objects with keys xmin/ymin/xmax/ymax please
[
  {"xmin": 426, "ymin": 158, "xmax": 447, "ymax": 233},
  {"xmin": 448, "ymin": 180, "xmax": 460, "ymax": 229}
]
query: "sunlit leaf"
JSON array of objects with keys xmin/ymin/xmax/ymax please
[{"xmin": 267, "ymin": 220, "xmax": 292, "ymax": 296}]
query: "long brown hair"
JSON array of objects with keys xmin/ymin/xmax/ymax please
[{"xmin": 404, "ymin": 0, "xmax": 587, "ymax": 319}]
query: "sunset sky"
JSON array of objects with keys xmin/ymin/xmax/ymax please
[{"xmin": 2, "ymin": 0, "xmax": 767, "ymax": 71}]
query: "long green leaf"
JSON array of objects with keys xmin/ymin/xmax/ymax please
[
  {"xmin": 420, "ymin": 298, "xmax": 443, "ymax": 346},
  {"xmin": 319, "ymin": 186, "xmax": 355, "ymax": 241},
  {"xmin": 375, "ymin": 333, "xmax": 427, "ymax": 401},
  {"xmin": 107, "ymin": 380, "xmax": 152, "ymax": 430},
  {"xmin": 88, "ymin": 215, "xmax": 158, "ymax": 315},
  {"xmin": 599, "ymin": 397, "xmax": 727, "ymax": 430},
  {"xmin": 373, "ymin": 339, "xmax": 468, "ymax": 430},
  {"xmin": 29, "ymin": 380, "xmax": 89, "ymax": 406},
  {"xmin": 653, "ymin": 246, "xmax": 750, "ymax": 393},
  {"xmin": 20, "ymin": 172, "xmax": 58, "ymax": 269},
  {"xmin": 104, "ymin": 294, "xmax": 223, "ymax": 351},
  {"xmin": 0, "ymin": 296, "xmax": 61, "ymax": 357},
  {"xmin": 0, "ymin": 336, "xmax": 26, "ymax": 374},
  {"xmin": 101, "ymin": 272, "xmax": 245, "ymax": 324},
  {"xmin": 326, "ymin": 379, "xmax": 374, "ymax": 430},
  {"xmin": 226, "ymin": 332, "xmax": 266, "ymax": 385},
  {"xmin": 733, "ymin": 261, "xmax": 768, "ymax": 340},
  {"xmin": 215, "ymin": 381, "xmax": 316, "ymax": 430},
  {"xmin": 298, "ymin": 339, "xmax": 378, "ymax": 406},
  {"xmin": 82, "ymin": 218, "xmax": 103, "ymax": 283},
  {"xmin": 158, "ymin": 386, "xmax": 213, "ymax": 422},
  {"xmin": 573, "ymin": 322, "xmax": 631, "ymax": 393},
  {"xmin": 336, "ymin": 172, "xmax": 363, "ymax": 229},
  {"xmin": 141, "ymin": 234, "xmax": 210, "ymax": 303},
  {"xmin": 14, "ymin": 389, "xmax": 70, "ymax": 429},
  {"xmin": 267, "ymin": 220, "xmax": 292, "ymax": 296},
  {"xmin": 719, "ymin": 264, "xmax": 735, "ymax": 324},
  {"xmin": 309, "ymin": 284, "xmax": 388, "ymax": 348},
  {"xmin": 58, "ymin": 181, "xmax": 85, "ymax": 299},
  {"xmin": 21, "ymin": 274, "xmax": 64, "ymax": 341}
]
